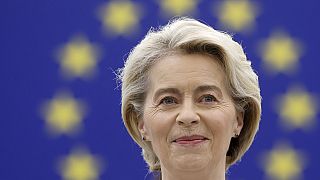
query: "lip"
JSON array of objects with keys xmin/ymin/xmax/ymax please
[{"xmin": 172, "ymin": 135, "xmax": 209, "ymax": 146}]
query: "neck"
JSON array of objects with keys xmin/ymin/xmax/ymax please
[{"xmin": 160, "ymin": 162, "xmax": 225, "ymax": 180}]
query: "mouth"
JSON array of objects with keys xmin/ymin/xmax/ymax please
[{"xmin": 172, "ymin": 135, "xmax": 209, "ymax": 146}]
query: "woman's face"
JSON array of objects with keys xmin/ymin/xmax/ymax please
[{"xmin": 139, "ymin": 54, "xmax": 243, "ymax": 173}]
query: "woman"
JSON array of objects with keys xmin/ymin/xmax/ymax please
[{"xmin": 118, "ymin": 17, "xmax": 261, "ymax": 180}]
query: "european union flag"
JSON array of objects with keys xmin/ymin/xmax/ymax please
[{"xmin": 1, "ymin": 0, "xmax": 319, "ymax": 179}]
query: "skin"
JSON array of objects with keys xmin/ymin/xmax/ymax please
[{"xmin": 138, "ymin": 54, "xmax": 243, "ymax": 180}]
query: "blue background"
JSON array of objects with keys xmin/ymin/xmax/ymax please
[{"xmin": 1, "ymin": 0, "xmax": 320, "ymax": 179}]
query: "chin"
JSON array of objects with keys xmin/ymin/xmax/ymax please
[{"xmin": 171, "ymin": 154, "xmax": 212, "ymax": 171}]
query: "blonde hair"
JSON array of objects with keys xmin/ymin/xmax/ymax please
[{"xmin": 118, "ymin": 17, "xmax": 261, "ymax": 171}]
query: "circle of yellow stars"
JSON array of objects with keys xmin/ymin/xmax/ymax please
[
  {"xmin": 44, "ymin": 31, "xmax": 104, "ymax": 179},
  {"xmin": 36, "ymin": 0, "xmax": 319, "ymax": 179}
]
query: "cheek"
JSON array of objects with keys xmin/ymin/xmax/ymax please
[
  {"xmin": 202, "ymin": 109, "xmax": 235, "ymax": 149},
  {"xmin": 144, "ymin": 111, "xmax": 177, "ymax": 159},
  {"xmin": 204, "ymin": 110, "xmax": 234, "ymax": 132},
  {"xmin": 144, "ymin": 110, "xmax": 176, "ymax": 142}
]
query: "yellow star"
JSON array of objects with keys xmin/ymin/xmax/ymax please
[
  {"xmin": 260, "ymin": 32, "xmax": 302, "ymax": 73},
  {"xmin": 59, "ymin": 148, "xmax": 103, "ymax": 180},
  {"xmin": 216, "ymin": 0, "xmax": 258, "ymax": 32},
  {"xmin": 58, "ymin": 36, "xmax": 100, "ymax": 79},
  {"xmin": 263, "ymin": 143, "xmax": 305, "ymax": 180},
  {"xmin": 277, "ymin": 87, "xmax": 317, "ymax": 130},
  {"xmin": 42, "ymin": 92, "xmax": 86, "ymax": 135},
  {"xmin": 160, "ymin": 0, "xmax": 198, "ymax": 16},
  {"xmin": 98, "ymin": 1, "xmax": 140, "ymax": 35}
]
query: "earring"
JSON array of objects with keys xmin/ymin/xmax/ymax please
[
  {"xmin": 234, "ymin": 133, "xmax": 239, "ymax": 138},
  {"xmin": 142, "ymin": 136, "xmax": 146, "ymax": 141}
]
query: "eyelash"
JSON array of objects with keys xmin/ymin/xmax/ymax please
[
  {"xmin": 199, "ymin": 94, "xmax": 218, "ymax": 103},
  {"xmin": 159, "ymin": 96, "xmax": 177, "ymax": 105},
  {"xmin": 159, "ymin": 94, "xmax": 217, "ymax": 106}
]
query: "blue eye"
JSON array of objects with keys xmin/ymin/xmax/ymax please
[
  {"xmin": 200, "ymin": 95, "xmax": 217, "ymax": 103},
  {"xmin": 160, "ymin": 96, "xmax": 177, "ymax": 105}
]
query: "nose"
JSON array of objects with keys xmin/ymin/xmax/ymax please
[{"xmin": 176, "ymin": 102, "xmax": 200, "ymax": 126}]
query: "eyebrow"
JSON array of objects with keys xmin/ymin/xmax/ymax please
[
  {"xmin": 153, "ymin": 88, "xmax": 181, "ymax": 100},
  {"xmin": 195, "ymin": 85, "xmax": 223, "ymax": 98},
  {"xmin": 153, "ymin": 85, "xmax": 223, "ymax": 100}
]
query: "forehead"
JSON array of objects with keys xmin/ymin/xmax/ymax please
[{"xmin": 147, "ymin": 54, "xmax": 227, "ymax": 91}]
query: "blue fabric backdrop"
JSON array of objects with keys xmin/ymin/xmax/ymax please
[{"xmin": 1, "ymin": 0, "xmax": 319, "ymax": 179}]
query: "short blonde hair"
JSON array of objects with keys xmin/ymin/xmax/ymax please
[{"xmin": 118, "ymin": 17, "xmax": 261, "ymax": 171}]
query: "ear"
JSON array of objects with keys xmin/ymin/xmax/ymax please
[
  {"xmin": 138, "ymin": 119, "xmax": 149, "ymax": 140},
  {"xmin": 234, "ymin": 111, "xmax": 244, "ymax": 135}
]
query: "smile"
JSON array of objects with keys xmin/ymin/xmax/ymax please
[{"xmin": 172, "ymin": 135, "xmax": 209, "ymax": 146}]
